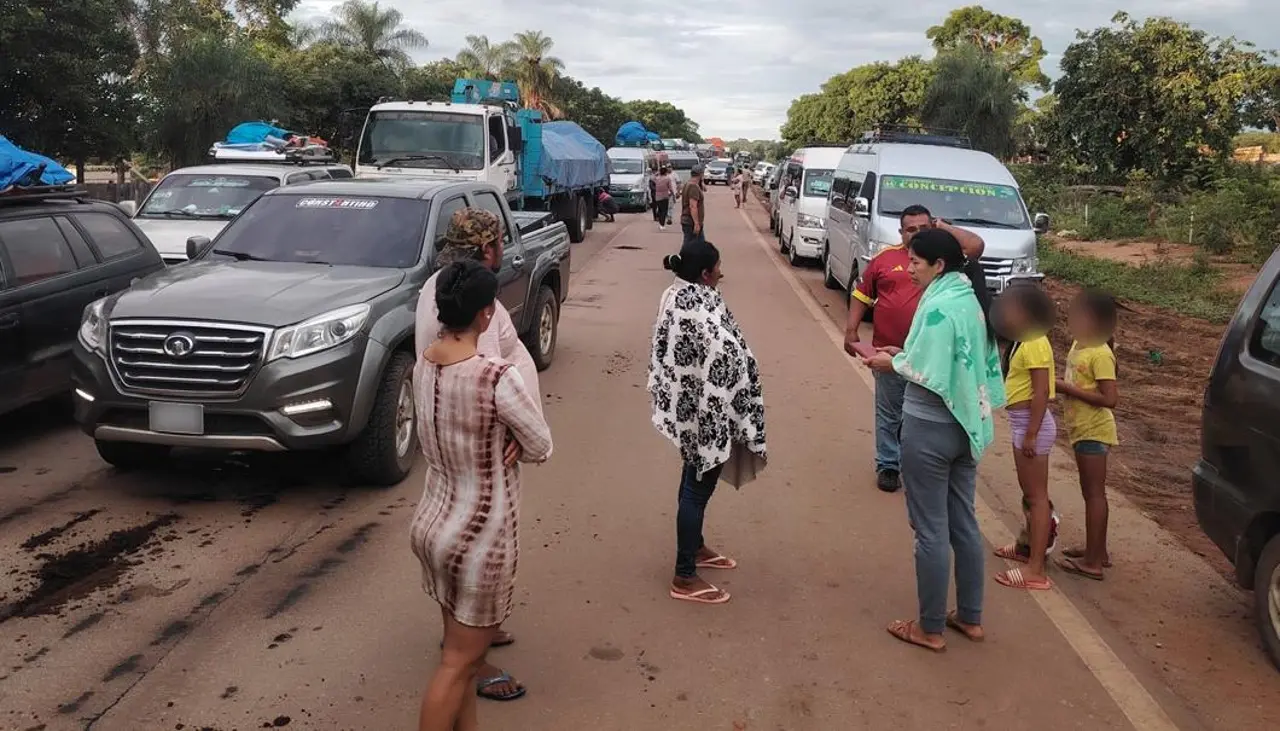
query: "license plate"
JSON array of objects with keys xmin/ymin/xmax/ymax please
[{"xmin": 149, "ymin": 402, "xmax": 204, "ymax": 435}]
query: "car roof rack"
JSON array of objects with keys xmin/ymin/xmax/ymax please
[
  {"xmin": 207, "ymin": 145, "xmax": 340, "ymax": 165},
  {"xmin": 0, "ymin": 183, "xmax": 89, "ymax": 207},
  {"xmin": 860, "ymin": 125, "xmax": 971, "ymax": 149}
]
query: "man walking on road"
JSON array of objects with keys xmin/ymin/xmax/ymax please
[
  {"xmin": 844, "ymin": 204, "xmax": 986, "ymax": 492},
  {"xmin": 681, "ymin": 165, "xmax": 706, "ymax": 245},
  {"xmin": 652, "ymin": 165, "xmax": 677, "ymax": 231}
]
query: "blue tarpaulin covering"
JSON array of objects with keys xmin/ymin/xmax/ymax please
[
  {"xmin": 225, "ymin": 121, "xmax": 291, "ymax": 145},
  {"xmin": 539, "ymin": 121, "xmax": 608, "ymax": 189},
  {"xmin": 0, "ymin": 136, "xmax": 74, "ymax": 190},
  {"xmin": 615, "ymin": 121, "xmax": 652, "ymax": 146}
]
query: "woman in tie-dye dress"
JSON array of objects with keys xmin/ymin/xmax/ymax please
[{"xmin": 410, "ymin": 260, "xmax": 553, "ymax": 731}]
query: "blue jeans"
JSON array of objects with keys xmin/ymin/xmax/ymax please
[
  {"xmin": 682, "ymin": 222, "xmax": 705, "ymax": 246},
  {"xmin": 900, "ymin": 414, "xmax": 984, "ymax": 634},
  {"xmin": 873, "ymin": 370, "xmax": 907, "ymax": 472},
  {"xmin": 675, "ymin": 461, "xmax": 723, "ymax": 578}
]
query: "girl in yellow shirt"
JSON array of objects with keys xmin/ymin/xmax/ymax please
[
  {"xmin": 1055, "ymin": 292, "xmax": 1120, "ymax": 581},
  {"xmin": 992, "ymin": 285, "xmax": 1058, "ymax": 591}
]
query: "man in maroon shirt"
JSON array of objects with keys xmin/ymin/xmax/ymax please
[{"xmin": 844, "ymin": 204, "xmax": 986, "ymax": 492}]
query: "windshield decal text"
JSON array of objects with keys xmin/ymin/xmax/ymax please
[
  {"xmin": 295, "ymin": 197, "xmax": 379, "ymax": 210},
  {"xmin": 882, "ymin": 175, "xmax": 1017, "ymax": 199}
]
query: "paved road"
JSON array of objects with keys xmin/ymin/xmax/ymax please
[{"xmin": 0, "ymin": 188, "xmax": 1276, "ymax": 731}]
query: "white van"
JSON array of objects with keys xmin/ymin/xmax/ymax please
[
  {"xmin": 824, "ymin": 131, "xmax": 1049, "ymax": 296},
  {"xmin": 776, "ymin": 147, "xmax": 845, "ymax": 266},
  {"xmin": 607, "ymin": 146, "xmax": 652, "ymax": 211}
]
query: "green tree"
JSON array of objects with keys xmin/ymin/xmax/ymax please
[
  {"xmin": 1244, "ymin": 64, "xmax": 1280, "ymax": 131},
  {"xmin": 926, "ymin": 5, "xmax": 1049, "ymax": 91},
  {"xmin": 402, "ymin": 58, "xmax": 468, "ymax": 101},
  {"xmin": 550, "ymin": 76, "xmax": 629, "ymax": 145},
  {"xmin": 319, "ymin": 0, "xmax": 427, "ymax": 71},
  {"xmin": 780, "ymin": 57, "xmax": 933, "ymax": 148},
  {"xmin": 921, "ymin": 46, "xmax": 1021, "ymax": 158},
  {"xmin": 623, "ymin": 100, "xmax": 701, "ymax": 141},
  {"xmin": 455, "ymin": 34, "xmax": 514, "ymax": 80},
  {"xmin": 1052, "ymin": 12, "xmax": 1269, "ymax": 180},
  {"xmin": 0, "ymin": 0, "xmax": 140, "ymax": 177},
  {"xmin": 277, "ymin": 43, "xmax": 400, "ymax": 150},
  {"xmin": 509, "ymin": 31, "xmax": 564, "ymax": 116}
]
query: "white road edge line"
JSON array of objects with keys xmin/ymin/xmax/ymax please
[{"xmin": 736, "ymin": 206, "xmax": 1179, "ymax": 731}]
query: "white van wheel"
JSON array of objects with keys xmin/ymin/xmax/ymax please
[
  {"xmin": 788, "ymin": 236, "xmax": 800, "ymax": 266},
  {"xmin": 823, "ymin": 248, "xmax": 842, "ymax": 289}
]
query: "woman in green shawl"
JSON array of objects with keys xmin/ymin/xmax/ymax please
[{"xmin": 862, "ymin": 228, "xmax": 1006, "ymax": 653}]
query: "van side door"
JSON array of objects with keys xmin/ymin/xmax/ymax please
[
  {"xmin": 825, "ymin": 171, "xmax": 854, "ymax": 284},
  {"xmin": 852, "ymin": 170, "xmax": 879, "ymax": 276}
]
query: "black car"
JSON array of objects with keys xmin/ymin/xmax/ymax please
[
  {"xmin": 1194, "ymin": 246, "xmax": 1280, "ymax": 670},
  {"xmin": 0, "ymin": 186, "xmax": 164, "ymax": 417}
]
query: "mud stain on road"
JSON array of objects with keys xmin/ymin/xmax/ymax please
[
  {"xmin": 264, "ymin": 522, "xmax": 382, "ymax": 619},
  {"xmin": 62, "ymin": 611, "xmax": 106, "ymax": 638},
  {"xmin": 21, "ymin": 509, "xmax": 103, "ymax": 551},
  {"xmin": 0, "ymin": 514, "xmax": 178, "ymax": 622},
  {"xmin": 152, "ymin": 619, "xmax": 192, "ymax": 646},
  {"xmin": 102, "ymin": 654, "xmax": 143, "ymax": 682},
  {"xmin": 336, "ymin": 522, "xmax": 378, "ymax": 553},
  {"xmin": 56, "ymin": 690, "xmax": 94, "ymax": 714},
  {"xmin": 0, "ymin": 483, "xmax": 87, "ymax": 529}
]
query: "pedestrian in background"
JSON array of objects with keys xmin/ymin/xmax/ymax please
[
  {"xmin": 731, "ymin": 169, "xmax": 745, "ymax": 208},
  {"xmin": 649, "ymin": 238, "xmax": 768, "ymax": 606},
  {"xmin": 411, "ymin": 260, "xmax": 553, "ymax": 731},
  {"xmin": 680, "ymin": 165, "xmax": 706, "ymax": 244},
  {"xmin": 652, "ymin": 165, "xmax": 677, "ymax": 231},
  {"xmin": 862, "ymin": 227, "xmax": 1005, "ymax": 653}
]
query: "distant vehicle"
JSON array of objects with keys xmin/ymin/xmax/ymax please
[
  {"xmin": 705, "ymin": 160, "xmax": 732, "ymax": 185},
  {"xmin": 766, "ymin": 163, "xmax": 786, "ymax": 231},
  {"xmin": 72, "ymin": 180, "xmax": 570, "ymax": 485},
  {"xmin": 128, "ymin": 155, "xmax": 353, "ymax": 264},
  {"xmin": 666, "ymin": 151, "xmax": 701, "ymax": 185},
  {"xmin": 775, "ymin": 147, "xmax": 843, "ymax": 267},
  {"xmin": 354, "ymin": 79, "xmax": 608, "ymax": 244},
  {"xmin": 823, "ymin": 127, "xmax": 1048, "ymax": 297},
  {"xmin": 753, "ymin": 162, "xmax": 774, "ymax": 184},
  {"xmin": 606, "ymin": 146, "xmax": 653, "ymax": 211},
  {"xmin": 1194, "ymin": 246, "xmax": 1280, "ymax": 670},
  {"xmin": 0, "ymin": 185, "xmax": 164, "ymax": 417}
]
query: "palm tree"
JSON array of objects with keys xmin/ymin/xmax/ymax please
[
  {"xmin": 508, "ymin": 31, "xmax": 564, "ymax": 117},
  {"xmin": 920, "ymin": 46, "xmax": 1021, "ymax": 159},
  {"xmin": 455, "ymin": 35, "xmax": 514, "ymax": 80},
  {"xmin": 319, "ymin": 0, "xmax": 427, "ymax": 70}
]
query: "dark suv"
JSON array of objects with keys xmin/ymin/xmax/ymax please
[
  {"xmin": 1195, "ymin": 246, "xmax": 1280, "ymax": 670},
  {"xmin": 0, "ymin": 187, "xmax": 164, "ymax": 417}
]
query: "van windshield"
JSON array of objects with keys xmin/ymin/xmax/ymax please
[
  {"xmin": 803, "ymin": 169, "xmax": 833, "ymax": 197},
  {"xmin": 610, "ymin": 158, "xmax": 644, "ymax": 174},
  {"xmin": 878, "ymin": 174, "xmax": 1030, "ymax": 229},
  {"xmin": 140, "ymin": 174, "xmax": 277, "ymax": 219}
]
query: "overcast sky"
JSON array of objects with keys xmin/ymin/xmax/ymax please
[{"xmin": 295, "ymin": 1, "xmax": 1275, "ymax": 140}]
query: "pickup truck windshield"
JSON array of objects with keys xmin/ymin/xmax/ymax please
[
  {"xmin": 210, "ymin": 195, "xmax": 427, "ymax": 268},
  {"xmin": 878, "ymin": 174, "xmax": 1030, "ymax": 229},
  {"xmin": 359, "ymin": 111, "xmax": 485, "ymax": 171},
  {"xmin": 139, "ymin": 174, "xmax": 277, "ymax": 219},
  {"xmin": 803, "ymin": 169, "xmax": 833, "ymax": 197},
  {"xmin": 610, "ymin": 159, "xmax": 644, "ymax": 174}
]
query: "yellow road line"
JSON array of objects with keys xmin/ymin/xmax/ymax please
[{"xmin": 736, "ymin": 206, "xmax": 1180, "ymax": 731}]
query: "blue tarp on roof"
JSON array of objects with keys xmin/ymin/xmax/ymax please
[
  {"xmin": 539, "ymin": 121, "xmax": 608, "ymax": 189},
  {"xmin": 225, "ymin": 121, "xmax": 291, "ymax": 145},
  {"xmin": 615, "ymin": 121, "xmax": 651, "ymax": 146},
  {"xmin": 0, "ymin": 136, "xmax": 74, "ymax": 190}
]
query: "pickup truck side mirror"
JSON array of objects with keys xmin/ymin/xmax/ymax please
[
  {"xmin": 853, "ymin": 196, "xmax": 871, "ymax": 218},
  {"xmin": 508, "ymin": 126, "xmax": 523, "ymax": 152},
  {"xmin": 186, "ymin": 235, "xmax": 213, "ymax": 260},
  {"xmin": 117, "ymin": 200, "xmax": 137, "ymax": 216},
  {"xmin": 1033, "ymin": 212, "xmax": 1051, "ymax": 234}
]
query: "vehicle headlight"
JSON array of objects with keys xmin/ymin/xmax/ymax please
[
  {"xmin": 1012, "ymin": 255, "xmax": 1038, "ymax": 274},
  {"xmin": 267, "ymin": 304, "xmax": 370, "ymax": 361},
  {"xmin": 79, "ymin": 299, "xmax": 107, "ymax": 352},
  {"xmin": 797, "ymin": 213, "xmax": 825, "ymax": 229}
]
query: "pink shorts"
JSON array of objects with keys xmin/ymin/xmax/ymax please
[{"xmin": 1008, "ymin": 408, "xmax": 1056, "ymax": 456}]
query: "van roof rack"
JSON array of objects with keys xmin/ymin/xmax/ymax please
[
  {"xmin": 860, "ymin": 125, "xmax": 971, "ymax": 149},
  {"xmin": 208, "ymin": 145, "xmax": 340, "ymax": 165},
  {"xmin": 0, "ymin": 184, "xmax": 88, "ymax": 207}
]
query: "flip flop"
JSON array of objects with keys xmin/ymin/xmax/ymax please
[
  {"xmin": 695, "ymin": 554, "xmax": 738, "ymax": 570},
  {"xmin": 1057, "ymin": 556, "xmax": 1105, "ymax": 581},
  {"xmin": 669, "ymin": 585, "xmax": 731, "ymax": 605},
  {"xmin": 945, "ymin": 611, "xmax": 985, "ymax": 642},
  {"xmin": 993, "ymin": 544, "xmax": 1030, "ymax": 563},
  {"xmin": 994, "ymin": 567, "xmax": 1053, "ymax": 591},
  {"xmin": 1063, "ymin": 547, "xmax": 1112, "ymax": 568},
  {"xmin": 476, "ymin": 672, "xmax": 526, "ymax": 701},
  {"xmin": 886, "ymin": 619, "xmax": 946, "ymax": 653}
]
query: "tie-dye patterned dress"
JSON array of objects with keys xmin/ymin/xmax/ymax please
[{"xmin": 410, "ymin": 355, "xmax": 553, "ymax": 627}]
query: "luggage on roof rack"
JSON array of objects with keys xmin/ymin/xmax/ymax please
[
  {"xmin": 860, "ymin": 125, "xmax": 971, "ymax": 149},
  {"xmin": 0, "ymin": 135, "xmax": 76, "ymax": 191},
  {"xmin": 208, "ymin": 144, "xmax": 339, "ymax": 165}
]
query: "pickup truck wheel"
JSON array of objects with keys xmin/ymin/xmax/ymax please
[
  {"xmin": 1254, "ymin": 534, "xmax": 1280, "ymax": 670},
  {"xmin": 346, "ymin": 352, "xmax": 416, "ymax": 486},
  {"xmin": 523, "ymin": 286, "xmax": 559, "ymax": 372},
  {"xmin": 95, "ymin": 440, "xmax": 170, "ymax": 470}
]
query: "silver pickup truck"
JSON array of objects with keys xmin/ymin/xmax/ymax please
[{"xmin": 73, "ymin": 179, "xmax": 570, "ymax": 485}]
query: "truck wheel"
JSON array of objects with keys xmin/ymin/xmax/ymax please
[
  {"xmin": 95, "ymin": 440, "xmax": 171, "ymax": 470},
  {"xmin": 1254, "ymin": 533, "xmax": 1280, "ymax": 671},
  {"xmin": 346, "ymin": 352, "xmax": 417, "ymax": 486},
  {"xmin": 585, "ymin": 195, "xmax": 595, "ymax": 231},
  {"xmin": 522, "ymin": 286, "xmax": 559, "ymax": 372}
]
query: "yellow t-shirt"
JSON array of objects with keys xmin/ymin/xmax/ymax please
[
  {"xmin": 1005, "ymin": 335, "xmax": 1055, "ymax": 407},
  {"xmin": 1064, "ymin": 341, "xmax": 1119, "ymax": 445}
]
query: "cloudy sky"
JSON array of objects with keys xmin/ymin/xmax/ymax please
[{"xmin": 295, "ymin": 1, "xmax": 1274, "ymax": 140}]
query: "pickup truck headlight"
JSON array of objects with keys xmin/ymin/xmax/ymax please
[
  {"xmin": 1012, "ymin": 255, "xmax": 1038, "ymax": 274},
  {"xmin": 267, "ymin": 304, "xmax": 370, "ymax": 361},
  {"xmin": 79, "ymin": 300, "xmax": 107, "ymax": 351},
  {"xmin": 797, "ymin": 213, "xmax": 825, "ymax": 229}
]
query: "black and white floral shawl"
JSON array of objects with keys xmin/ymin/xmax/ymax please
[{"xmin": 648, "ymin": 281, "xmax": 767, "ymax": 480}]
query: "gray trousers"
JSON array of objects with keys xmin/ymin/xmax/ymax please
[{"xmin": 900, "ymin": 414, "xmax": 984, "ymax": 633}]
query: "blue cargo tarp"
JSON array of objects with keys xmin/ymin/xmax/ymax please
[
  {"xmin": 615, "ymin": 121, "xmax": 651, "ymax": 146},
  {"xmin": 225, "ymin": 121, "xmax": 291, "ymax": 145},
  {"xmin": 0, "ymin": 136, "xmax": 74, "ymax": 190},
  {"xmin": 538, "ymin": 121, "xmax": 607, "ymax": 190}
]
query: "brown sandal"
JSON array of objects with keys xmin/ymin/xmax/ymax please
[
  {"xmin": 945, "ymin": 611, "xmax": 985, "ymax": 642},
  {"xmin": 886, "ymin": 619, "xmax": 946, "ymax": 653},
  {"xmin": 1062, "ymin": 547, "xmax": 1112, "ymax": 568}
]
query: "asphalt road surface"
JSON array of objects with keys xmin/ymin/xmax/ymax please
[{"xmin": 2, "ymin": 188, "xmax": 1278, "ymax": 731}]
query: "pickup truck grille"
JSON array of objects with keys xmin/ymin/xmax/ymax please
[
  {"xmin": 981, "ymin": 257, "xmax": 1014, "ymax": 278},
  {"xmin": 109, "ymin": 320, "xmax": 269, "ymax": 397}
]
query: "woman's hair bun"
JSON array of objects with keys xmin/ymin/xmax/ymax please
[
  {"xmin": 436, "ymin": 260, "xmax": 499, "ymax": 330},
  {"xmin": 662, "ymin": 253, "xmax": 681, "ymax": 271}
]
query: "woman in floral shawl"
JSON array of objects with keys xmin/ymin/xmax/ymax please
[
  {"xmin": 863, "ymin": 228, "xmax": 1006, "ymax": 652},
  {"xmin": 648, "ymin": 239, "xmax": 767, "ymax": 606}
]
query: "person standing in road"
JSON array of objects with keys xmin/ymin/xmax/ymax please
[
  {"xmin": 862, "ymin": 227, "xmax": 1005, "ymax": 653},
  {"xmin": 414, "ymin": 208, "xmax": 540, "ymax": 704},
  {"xmin": 681, "ymin": 165, "xmax": 706, "ymax": 245},
  {"xmin": 652, "ymin": 165, "xmax": 677, "ymax": 231},
  {"xmin": 731, "ymin": 169, "xmax": 745, "ymax": 208},
  {"xmin": 411, "ymin": 259, "xmax": 553, "ymax": 731},
  {"xmin": 844, "ymin": 204, "xmax": 986, "ymax": 493},
  {"xmin": 649, "ymin": 238, "xmax": 768, "ymax": 606}
]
